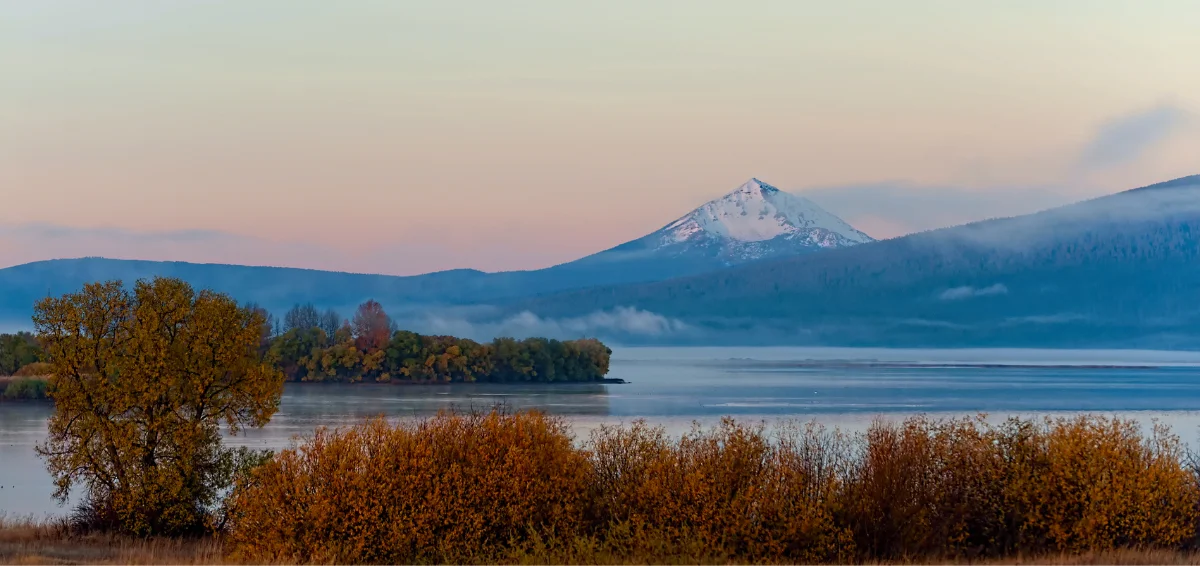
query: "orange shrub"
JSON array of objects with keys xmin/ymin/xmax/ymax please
[
  {"xmin": 1002, "ymin": 416, "xmax": 1200, "ymax": 553},
  {"xmin": 844, "ymin": 415, "xmax": 1200, "ymax": 561},
  {"xmin": 225, "ymin": 411, "xmax": 1200, "ymax": 564},
  {"xmin": 587, "ymin": 418, "xmax": 769, "ymax": 557},
  {"xmin": 13, "ymin": 361, "xmax": 51, "ymax": 377},
  {"xmin": 842, "ymin": 415, "xmax": 1013, "ymax": 559},
  {"xmin": 225, "ymin": 410, "xmax": 593, "ymax": 564},
  {"xmin": 587, "ymin": 417, "xmax": 854, "ymax": 563}
]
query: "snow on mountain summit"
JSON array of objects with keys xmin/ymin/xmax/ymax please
[
  {"xmin": 655, "ymin": 178, "xmax": 873, "ymax": 253},
  {"xmin": 574, "ymin": 177, "xmax": 874, "ymax": 272}
]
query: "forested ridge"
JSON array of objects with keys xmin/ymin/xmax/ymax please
[
  {"xmin": 516, "ymin": 180, "xmax": 1200, "ymax": 319},
  {"xmin": 506, "ymin": 178, "xmax": 1200, "ymax": 347}
]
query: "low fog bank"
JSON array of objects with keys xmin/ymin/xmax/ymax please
[
  {"xmin": 391, "ymin": 303, "xmax": 1200, "ymax": 350},
  {"xmin": 401, "ymin": 306, "xmax": 696, "ymax": 345}
]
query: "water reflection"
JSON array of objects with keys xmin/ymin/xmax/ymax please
[{"xmin": 235, "ymin": 382, "xmax": 612, "ymax": 446}]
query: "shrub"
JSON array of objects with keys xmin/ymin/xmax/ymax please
[
  {"xmin": 226, "ymin": 410, "xmax": 593, "ymax": 564},
  {"xmin": 1005, "ymin": 416, "xmax": 1199, "ymax": 552},
  {"xmin": 586, "ymin": 418, "xmax": 854, "ymax": 563},
  {"xmin": 13, "ymin": 362, "xmax": 51, "ymax": 377},
  {"xmin": 225, "ymin": 411, "xmax": 1200, "ymax": 564},
  {"xmin": 839, "ymin": 415, "xmax": 1200, "ymax": 560},
  {"xmin": 3, "ymin": 377, "xmax": 49, "ymax": 400}
]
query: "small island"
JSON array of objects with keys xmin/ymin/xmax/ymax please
[
  {"xmin": 265, "ymin": 300, "xmax": 612, "ymax": 384},
  {"xmin": 0, "ymin": 295, "xmax": 616, "ymax": 398}
]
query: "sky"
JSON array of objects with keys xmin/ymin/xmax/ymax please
[{"xmin": 3, "ymin": 0, "xmax": 1199, "ymax": 275}]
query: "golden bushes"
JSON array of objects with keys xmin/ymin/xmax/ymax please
[
  {"xmin": 225, "ymin": 410, "xmax": 593, "ymax": 564},
  {"xmin": 586, "ymin": 418, "xmax": 854, "ymax": 563},
  {"xmin": 12, "ymin": 361, "xmax": 51, "ymax": 377},
  {"xmin": 226, "ymin": 411, "xmax": 1200, "ymax": 564}
]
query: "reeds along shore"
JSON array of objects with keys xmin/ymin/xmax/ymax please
[{"xmin": 8, "ymin": 411, "xmax": 1200, "ymax": 565}]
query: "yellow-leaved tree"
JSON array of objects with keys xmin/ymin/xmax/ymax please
[{"xmin": 33, "ymin": 277, "xmax": 285, "ymax": 536}]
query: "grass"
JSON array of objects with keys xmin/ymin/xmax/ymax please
[
  {"xmin": 6, "ymin": 518, "xmax": 1200, "ymax": 566},
  {"xmin": 0, "ymin": 515, "xmax": 224, "ymax": 565}
]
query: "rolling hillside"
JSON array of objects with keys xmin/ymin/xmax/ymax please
[
  {"xmin": 505, "ymin": 175, "xmax": 1200, "ymax": 348},
  {"xmin": 0, "ymin": 178, "xmax": 871, "ymax": 325}
]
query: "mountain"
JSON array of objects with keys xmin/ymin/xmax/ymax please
[
  {"xmin": 581, "ymin": 178, "xmax": 872, "ymax": 265},
  {"xmin": 0, "ymin": 178, "xmax": 872, "ymax": 325},
  {"xmin": 0, "ymin": 258, "xmax": 497, "ymax": 324},
  {"xmin": 504, "ymin": 175, "xmax": 1200, "ymax": 348}
]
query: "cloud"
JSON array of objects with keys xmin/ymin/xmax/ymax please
[
  {"xmin": 1078, "ymin": 105, "xmax": 1195, "ymax": 170},
  {"xmin": 801, "ymin": 184, "xmax": 1079, "ymax": 239},
  {"xmin": 1002, "ymin": 314, "xmax": 1087, "ymax": 325},
  {"xmin": 0, "ymin": 223, "xmax": 334, "ymax": 268},
  {"xmin": 416, "ymin": 306, "xmax": 689, "ymax": 341},
  {"xmin": 939, "ymin": 284, "xmax": 1008, "ymax": 301},
  {"xmin": 896, "ymin": 318, "xmax": 970, "ymax": 329},
  {"xmin": 0, "ymin": 223, "xmax": 551, "ymax": 276}
]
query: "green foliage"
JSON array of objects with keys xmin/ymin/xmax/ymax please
[
  {"xmin": 11, "ymin": 296, "xmax": 611, "ymax": 388},
  {"xmin": 268, "ymin": 300, "xmax": 612, "ymax": 383},
  {"xmin": 2, "ymin": 376, "xmax": 49, "ymax": 400},
  {"xmin": 0, "ymin": 331, "xmax": 41, "ymax": 375}
]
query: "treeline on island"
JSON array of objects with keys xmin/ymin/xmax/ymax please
[
  {"xmin": 0, "ymin": 293, "xmax": 612, "ymax": 393},
  {"xmin": 260, "ymin": 301, "xmax": 612, "ymax": 383}
]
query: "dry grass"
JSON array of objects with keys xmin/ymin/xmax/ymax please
[
  {"xmin": 6, "ymin": 516, "xmax": 1200, "ymax": 565},
  {"xmin": 0, "ymin": 516, "xmax": 225, "ymax": 565}
]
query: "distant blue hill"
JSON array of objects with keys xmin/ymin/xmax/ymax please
[
  {"xmin": 504, "ymin": 175, "xmax": 1200, "ymax": 349},
  {"xmin": 0, "ymin": 178, "xmax": 870, "ymax": 327},
  {"xmin": 10, "ymin": 175, "xmax": 1199, "ymax": 348}
]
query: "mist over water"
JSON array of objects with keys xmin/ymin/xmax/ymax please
[{"xmin": 6, "ymin": 346, "xmax": 1200, "ymax": 518}]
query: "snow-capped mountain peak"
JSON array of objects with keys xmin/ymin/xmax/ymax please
[
  {"xmin": 659, "ymin": 178, "xmax": 873, "ymax": 248},
  {"xmin": 577, "ymin": 177, "xmax": 874, "ymax": 272}
]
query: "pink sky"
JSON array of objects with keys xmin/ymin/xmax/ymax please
[{"xmin": 3, "ymin": 2, "xmax": 1199, "ymax": 275}]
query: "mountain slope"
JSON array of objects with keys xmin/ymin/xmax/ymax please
[
  {"xmin": 0, "ymin": 178, "xmax": 871, "ymax": 324},
  {"xmin": 0, "ymin": 258, "xmax": 499, "ymax": 321},
  {"xmin": 568, "ymin": 178, "xmax": 872, "ymax": 267},
  {"xmin": 506, "ymin": 175, "xmax": 1200, "ymax": 348}
]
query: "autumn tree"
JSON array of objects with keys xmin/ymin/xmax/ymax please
[
  {"xmin": 242, "ymin": 301, "xmax": 276, "ymax": 354},
  {"xmin": 318, "ymin": 308, "xmax": 341, "ymax": 338},
  {"xmin": 33, "ymin": 277, "xmax": 285, "ymax": 536},
  {"xmin": 351, "ymin": 299, "xmax": 392, "ymax": 352},
  {"xmin": 283, "ymin": 302, "xmax": 321, "ymax": 332}
]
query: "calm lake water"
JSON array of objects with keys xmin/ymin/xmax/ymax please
[{"xmin": 7, "ymin": 346, "xmax": 1200, "ymax": 517}]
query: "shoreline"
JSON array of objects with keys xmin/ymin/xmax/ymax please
[
  {"xmin": 287, "ymin": 377, "xmax": 628, "ymax": 385},
  {"xmin": 0, "ymin": 376, "xmax": 628, "ymax": 403},
  {"xmin": 0, "ymin": 375, "xmax": 50, "ymax": 402}
]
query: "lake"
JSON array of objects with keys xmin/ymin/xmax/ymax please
[{"xmin": 6, "ymin": 346, "xmax": 1200, "ymax": 517}]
